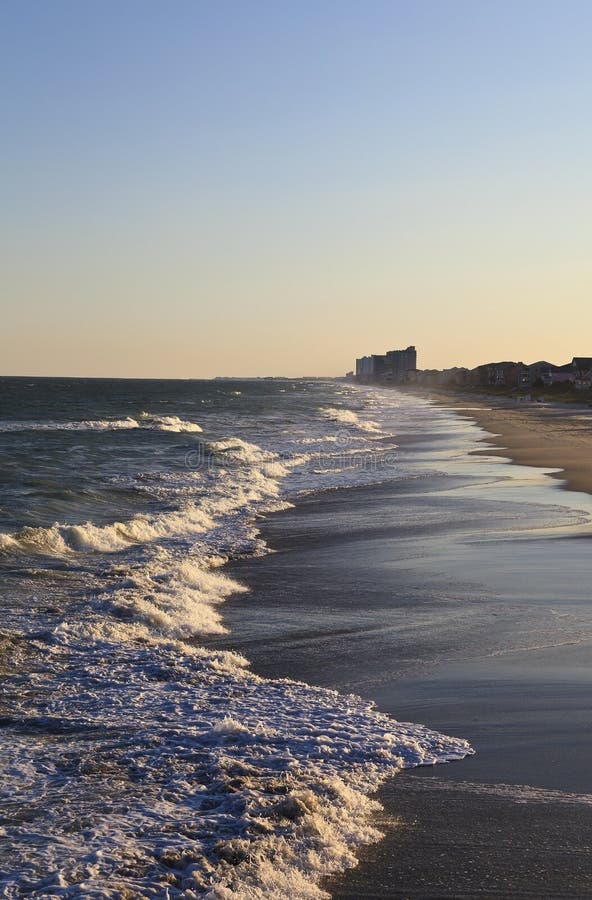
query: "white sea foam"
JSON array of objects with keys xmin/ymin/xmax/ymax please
[
  {"xmin": 295, "ymin": 435, "xmax": 340, "ymax": 444},
  {"xmin": 99, "ymin": 555, "xmax": 249, "ymax": 637},
  {"xmin": 0, "ymin": 413, "xmax": 203, "ymax": 433},
  {"xmin": 139, "ymin": 412, "xmax": 203, "ymax": 432},
  {"xmin": 0, "ymin": 505, "xmax": 215, "ymax": 554},
  {"xmin": 318, "ymin": 407, "xmax": 382, "ymax": 433},
  {"xmin": 0, "ymin": 636, "xmax": 472, "ymax": 898},
  {"xmin": 209, "ymin": 437, "xmax": 285, "ymax": 466},
  {"xmin": 0, "ymin": 416, "xmax": 140, "ymax": 431}
]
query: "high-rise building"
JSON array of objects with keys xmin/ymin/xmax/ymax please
[
  {"xmin": 355, "ymin": 354, "xmax": 387, "ymax": 382},
  {"xmin": 356, "ymin": 346, "xmax": 416, "ymax": 383},
  {"xmin": 385, "ymin": 346, "xmax": 417, "ymax": 381}
]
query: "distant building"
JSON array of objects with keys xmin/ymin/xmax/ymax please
[
  {"xmin": 412, "ymin": 366, "xmax": 470, "ymax": 387},
  {"xmin": 355, "ymin": 346, "xmax": 417, "ymax": 384},
  {"xmin": 572, "ymin": 357, "xmax": 592, "ymax": 390},
  {"xmin": 469, "ymin": 361, "xmax": 524, "ymax": 388},
  {"xmin": 354, "ymin": 348, "xmax": 592, "ymax": 392},
  {"xmin": 355, "ymin": 354, "xmax": 388, "ymax": 382},
  {"xmin": 526, "ymin": 361, "xmax": 556, "ymax": 386},
  {"xmin": 385, "ymin": 346, "xmax": 417, "ymax": 382},
  {"xmin": 538, "ymin": 362, "xmax": 574, "ymax": 387}
]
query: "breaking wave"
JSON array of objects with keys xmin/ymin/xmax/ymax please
[
  {"xmin": 318, "ymin": 407, "xmax": 382, "ymax": 433},
  {"xmin": 139, "ymin": 412, "xmax": 204, "ymax": 433},
  {"xmin": 0, "ymin": 413, "xmax": 203, "ymax": 433},
  {"xmin": 0, "ymin": 505, "xmax": 216, "ymax": 554}
]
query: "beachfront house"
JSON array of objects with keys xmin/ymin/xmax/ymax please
[
  {"xmin": 526, "ymin": 361, "xmax": 556, "ymax": 386},
  {"xmin": 539, "ymin": 363, "xmax": 574, "ymax": 387},
  {"xmin": 471, "ymin": 361, "xmax": 524, "ymax": 388},
  {"xmin": 571, "ymin": 357, "xmax": 592, "ymax": 390}
]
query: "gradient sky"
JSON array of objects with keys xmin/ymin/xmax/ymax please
[{"xmin": 2, "ymin": 0, "xmax": 591, "ymax": 377}]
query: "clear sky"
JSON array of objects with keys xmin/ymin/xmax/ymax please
[{"xmin": 2, "ymin": 0, "xmax": 591, "ymax": 377}]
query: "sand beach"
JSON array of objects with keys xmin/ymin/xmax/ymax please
[{"xmin": 438, "ymin": 394, "xmax": 592, "ymax": 495}]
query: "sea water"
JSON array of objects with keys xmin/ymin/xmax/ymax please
[{"xmin": 0, "ymin": 377, "xmax": 472, "ymax": 898}]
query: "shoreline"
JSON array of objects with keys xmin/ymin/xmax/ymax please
[
  {"xmin": 328, "ymin": 392, "xmax": 592, "ymax": 897},
  {"xmin": 413, "ymin": 388, "xmax": 592, "ymax": 496},
  {"xmin": 208, "ymin": 391, "xmax": 592, "ymax": 897}
]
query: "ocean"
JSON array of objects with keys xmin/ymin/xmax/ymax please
[
  {"xmin": 0, "ymin": 377, "xmax": 472, "ymax": 899},
  {"xmin": 4, "ymin": 378, "xmax": 592, "ymax": 898}
]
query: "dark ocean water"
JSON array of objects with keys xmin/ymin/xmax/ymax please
[{"xmin": 0, "ymin": 377, "xmax": 473, "ymax": 898}]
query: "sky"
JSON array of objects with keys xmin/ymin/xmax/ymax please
[{"xmin": 1, "ymin": 0, "xmax": 591, "ymax": 377}]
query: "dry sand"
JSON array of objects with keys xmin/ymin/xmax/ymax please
[{"xmin": 431, "ymin": 394, "xmax": 592, "ymax": 495}]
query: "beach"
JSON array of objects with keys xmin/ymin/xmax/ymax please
[
  {"xmin": 459, "ymin": 398, "xmax": 592, "ymax": 495},
  {"xmin": 209, "ymin": 392, "xmax": 592, "ymax": 898},
  {"xmin": 7, "ymin": 0, "xmax": 592, "ymax": 894}
]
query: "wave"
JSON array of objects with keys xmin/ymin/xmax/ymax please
[
  {"xmin": 0, "ymin": 413, "xmax": 203, "ymax": 433},
  {"xmin": 139, "ymin": 412, "xmax": 203, "ymax": 433},
  {"xmin": 0, "ymin": 488, "xmax": 287, "ymax": 558},
  {"xmin": 98, "ymin": 553, "xmax": 255, "ymax": 639},
  {"xmin": 0, "ymin": 417, "xmax": 140, "ymax": 432},
  {"xmin": 319, "ymin": 407, "xmax": 382, "ymax": 433},
  {"xmin": 0, "ymin": 436, "xmax": 293, "ymax": 556},
  {"xmin": 0, "ymin": 434, "xmax": 294, "ymax": 647},
  {"xmin": 209, "ymin": 437, "xmax": 283, "ymax": 465},
  {"xmin": 0, "ymin": 505, "xmax": 216, "ymax": 554}
]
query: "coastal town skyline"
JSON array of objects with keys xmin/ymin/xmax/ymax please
[{"xmin": 353, "ymin": 344, "xmax": 592, "ymax": 390}]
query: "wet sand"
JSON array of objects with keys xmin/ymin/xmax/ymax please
[
  {"xmin": 207, "ymin": 401, "xmax": 592, "ymax": 898},
  {"xmin": 329, "ymin": 773, "xmax": 592, "ymax": 898},
  {"xmin": 431, "ymin": 393, "xmax": 592, "ymax": 495}
]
